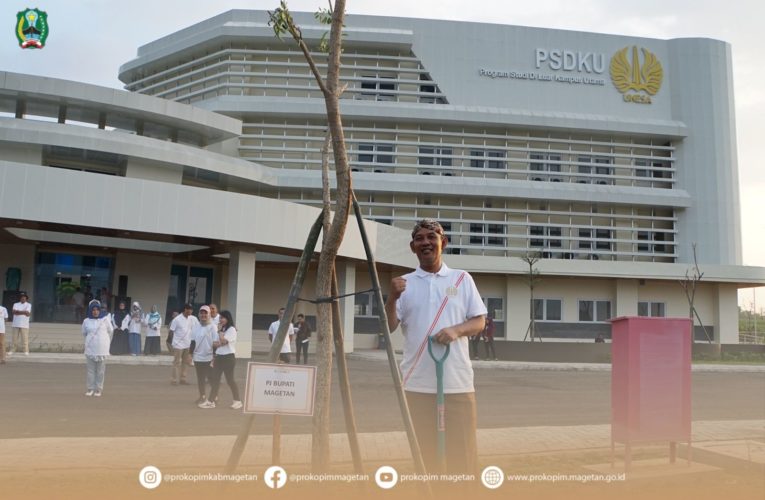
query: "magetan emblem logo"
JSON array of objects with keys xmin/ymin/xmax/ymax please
[
  {"xmin": 16, "ymin": 8, "xmax": 49, "ymax": 49},
  {"xmin": 610, "ymin": 46, "xmax": 663, "ymax": 104}
]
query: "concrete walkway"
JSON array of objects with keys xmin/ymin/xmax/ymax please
[
  {"xmin": 0, "ymin": 419, "xmax": 762, "ymax": 471},
  {"xmin": 1, "ymin": 351, "xmax": 762, "ymax": 473},
  {"xmin": 5, "ymin": 349, "xmax": 765, "ymax": 372}
]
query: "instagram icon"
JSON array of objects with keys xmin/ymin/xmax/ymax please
[{"xmin": 139, "ymin": 465, "xmax": 162, "ymax": 489}]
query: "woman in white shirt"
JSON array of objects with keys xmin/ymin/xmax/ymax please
[
  {"xmin": 199, "ymin": 310, "xmax": 242, "ymax": 409},
  {"xmin": 82, "ymin": 300, "xmax": 113, "ymax": 396}
]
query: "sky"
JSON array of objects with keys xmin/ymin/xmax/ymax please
[{"xmin": 2, "ymin": 0, "xmax": 764, "ymax": 311}]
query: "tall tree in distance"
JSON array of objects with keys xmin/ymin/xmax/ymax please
[{"xmin": 269, "ymin": 0, "xmax": 351, "ymax": 470}]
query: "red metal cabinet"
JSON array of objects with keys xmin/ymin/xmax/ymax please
[{"xmin": 610, "ymin": 316, "xmax": 692, "ymax": 468}]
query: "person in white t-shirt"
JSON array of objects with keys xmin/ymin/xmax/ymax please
[
  {"xmin": 82, "ymin": 300, "xmax": 113, "ymax": 396},
  {"xmin": 268, "ymin": 307, "xmax": 294, "ymax": 364},
  {"xmin": 168, "ymin": 303, "xmax": 199, "ymax": 385},
  {"xmin": 209, "ymin": 303, "xmax": 220, "ymax": 328},
  {"xmin": 199, "ymin": 310, "xmax": 242, "ymax": 409},
  {"xmin": 0, "ymin": 304, "xmax": 8, "ymax": 364},
  {"xmin": 385, "ymin": 219, "xmax": 486, "ymax": 474},
  {"xmin": 10, "ymin": 292, "xmax": 32, "ymax": 355},
  {"xmin": 190, "ymin": 305, "xmax": 217, "ymax": 405}
]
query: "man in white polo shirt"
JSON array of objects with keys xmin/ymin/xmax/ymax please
[
  {"xmin": 168, "ymin": 303, "xmax": 199, "ymax": 385},
  {"xmin": 385, "ymin": 219, "xmax": 486, "ymax": 474},
  {"xmin": 10, "ymin": 292, "xmax": 32, "ymax": 356},
  {"xmin": 268, "ymin": 307, "xmax": 294, "ymax": 364}
]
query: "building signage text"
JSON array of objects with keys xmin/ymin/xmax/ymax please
[{"xmin": 478, "ymin": 45, "xmax": 663, "ymax": 104}]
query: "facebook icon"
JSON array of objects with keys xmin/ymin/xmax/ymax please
[{"xmin": 264, "ymin": 465, "xmax": 287, "ymax": 489}]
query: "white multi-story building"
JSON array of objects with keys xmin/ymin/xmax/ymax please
[{"xmin": 1, "ymin": 10, "xmax": 763, "ymax": 353}]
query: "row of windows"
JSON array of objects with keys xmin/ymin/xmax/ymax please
[
  {"xmin": 128, "ymin": 46, "xmax": 449, "ymax": 104},
  {"xmin": 356, "ymin": 293, "xmax": 665, "ymax": 325},
  {"xmin": 534, "ymin": 299, "xmax": 666, "ymax": 321},
  {"xmin": 280, "ymin": 191, "xmax": 677, "ymax": 261},
  {"xmin": 355, "ymin": 293, "xmax": 504, "ymax": 323},
  {"xmin": 319, "ymin": 143, "xmax": 673, "ymax": 185}
]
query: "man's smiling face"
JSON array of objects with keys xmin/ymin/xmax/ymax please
[{"xmin": 410, "ymin": 227, "xmax": 447, "ymax": 272}]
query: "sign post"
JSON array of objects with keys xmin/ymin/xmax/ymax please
[{"xmin": 244, "ymin": 362, "xmax": 317, "ymax": 416}]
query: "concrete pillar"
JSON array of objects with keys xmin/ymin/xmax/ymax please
[
  {"xmin": 227, "ymin": 248, "xmax": 256, "ymax": 358},
  {"xmin": 336, "ymin": 261, "xmax": 356, "ymax": 353},
  {"xmin": 615, "ymin": 279, "xmax": 638, "ymax": 317},
  {"xmin": 714, "ymin": 283, "xmax": 739, "ymax": 344},
  {"xmin": 506, "ymin": 276, "xmax": 529, "ymax": 341}
]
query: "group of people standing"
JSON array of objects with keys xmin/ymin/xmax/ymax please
[
  {"xmin": 80, "ymin": 300, "xmax": 242, "ymax": 410},
  {"xmin": 109, "ymin": 301, "xmax": 163, "ymax": 356},
  {"xmin": 165, "ymin": 303, "xmax": 242, "ymax": 410},
  {"xmin": 267, "ymin": 308, "xmax": 313, "ymax": 365}
]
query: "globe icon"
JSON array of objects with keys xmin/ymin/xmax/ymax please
[{"xmin": 481, "ymin": 466, "xmax": 505, "ymax": 489}]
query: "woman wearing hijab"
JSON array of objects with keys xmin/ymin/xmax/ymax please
[
  {"xmin": 123, "ymin": 301, "xmax": 143, "ymax": 356},
  {"xmin": 199, "ymin": 310, "xmax": 242, "ymax": 409},
  {"xmin": 82, "ymin": 300, "xmax": 113, "ymax": 396},
  {"xmin": 110, "ymin": 301, "xmax": 129, "ymax": 355},
  {"xmin": 143, "ymin": 305, "xmax": 162, "ymax": 355}
]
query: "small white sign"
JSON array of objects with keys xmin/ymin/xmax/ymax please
[{"xmin": 244, "ymin": 362, "xmax": 317, "ymax": 416}]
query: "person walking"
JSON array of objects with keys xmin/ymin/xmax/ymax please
[
  {"xmin": 268, "ymin": 307, "xmax": 294, "ymax": 364},
  {"xmin": 199, "ymin": 310, "xmax": 242, "ymax": 409},
  {"xmin": 143, "ymin": 305, "xmax": 162, "ymax": 355},
  {"xmin": 168, "ymin": 303, "xmax": 198, "ymax": 385},
  {"xmin": 10, "ymin": 292, "xmax": 32, "ymax": 356},
  {"xmin": 294, "ymin": 313, "xmax": 312, "ymax": 364},
  {"xmin": 82, "ymin": 300, "xmax": 113, "ymax": 396},
  {"xmin": 385, "ymin": 218, "xmax": 486, "ymax": 474},
  {"xmin": 190, "ymin": 305, "xmax": 217, "ymax": 405}
]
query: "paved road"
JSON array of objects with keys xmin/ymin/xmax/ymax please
[{"xmin": 0, "ymin": 354, "xmax": 762, "ymax": 439}]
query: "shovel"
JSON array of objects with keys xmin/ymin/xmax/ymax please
[{"xmin": 428, "ymin": 336, "xmax": 450, "ymax": 473}]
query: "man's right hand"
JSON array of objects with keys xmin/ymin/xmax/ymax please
[{"xmin": 388, "ymin": 276, "xmax": 407, "ymax": 301}]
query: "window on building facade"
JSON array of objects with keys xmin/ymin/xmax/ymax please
[
  {"xmin": 594, "ymin": 157, "xmax": 613, "ymax": 185},
  {"xmin": 418, "ymin": 146, "xmax": 453, "ymax": 166},
  {"xmin": 635, "ymin": 160, "xmax": 672, "ymax": 185},
  {"xmin": 533, "ymin": 298, "xmax": 562, "ymax": 321},
  {"xmin": 483, "ymin": 297, "xmax": 505, "ymax": 337},
  {"xmin": 418, "ymin": 75, "xmax": 444, "ymax": 104},
  {"xmin": 595, "ymin": 228, "xmax": 612, "ymax": 250},
  {"xmin": 360, "ymin": 74, "xmax": 396, "ymax": 101},
  {"xmin": 530, "ymin": 226, "xmax": 562, "ymax": 248},
  {"xmin": 579, "ymin": 228, "xmax": 592, "ymax": 249},
  {"xmin": 356, "ymin": 143, "xmax": 394, "ymax": 171},
  {"xmin": 577, "ymin": 156, "xmax": 613, "ymax": 184},
  {"xmin": 638, "ymin": 301, "xmax": 665, "ymax": 317},
  {"xmin": 637, "ymin": 231, "xmax": 669, "ymax": 253},
  {"xmin": 578, "ymin": 300, "xmax": 612, "ymax": 322},
  {"xmin": 470, "ymin": 149, "xmax": 506, "ymax": 169},
  {"xmin": 34, "ymin": 252, "xmax": 114, "ymax": 324},
  {"xmin": 354, "ymin": 291, "xmax": 386, "ymax": 317},
  {"xmin": 469, "ymin": 223, "xmax": 505, "ymax": 245},
  {"xmin": 529, "ymin": 153, "xmax": 562, "ymax": 181}
]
